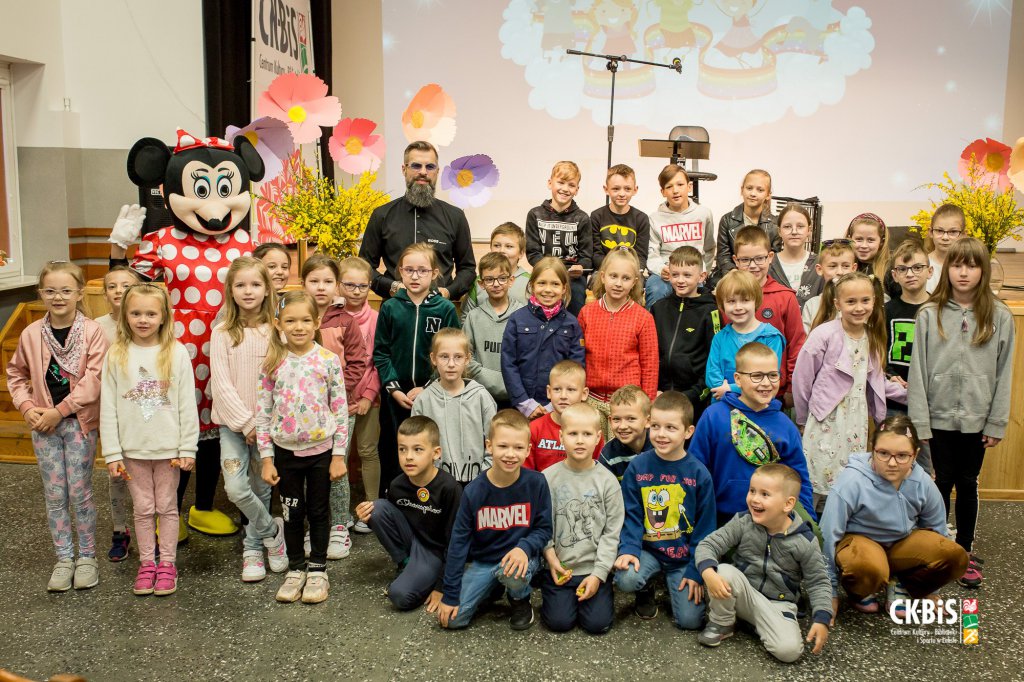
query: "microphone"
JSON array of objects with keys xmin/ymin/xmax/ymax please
[{"xmin": 672, "ymin": 57, "xmax": 682, "ymax": 73}]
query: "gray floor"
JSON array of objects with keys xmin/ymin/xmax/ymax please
[{"xmin": 0, "ymin": 463, "xmax": 1018, "ymax": 682}]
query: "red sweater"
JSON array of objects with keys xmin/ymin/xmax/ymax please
[
  {"xmin": 721, "ymin": 275, "xmax": 806, "ymax": 393},
  {"xmin": 577, "ymin": 298, "xmax": 659, "ymax": 400},
  {"xmin": 524, "ymin": 412, "xmax": 604, "ymax": 471}
]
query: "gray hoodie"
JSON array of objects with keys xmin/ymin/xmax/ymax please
[
  {"xmin": 819, "ymin": 452, "xmax": 949, "ymax": 592},
  {"xmin": 412, "ymin": 379, "xmax": 497, "ymax": 483},
  {"xmin": 695, "ymin": 510, "xmax": 833, "ymax": 626},
  {"xmin": 907, "ymin": 300, "xmax": 1015, "ymax": 440},
  {"xmin": 647, "ymin": 201, "xmax": 716, "ymax": 276},
  {"xmin": 462, "ymin": 296, "xmax": 525, "ymax": 402}
]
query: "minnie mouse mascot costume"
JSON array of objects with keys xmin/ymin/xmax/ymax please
[{"xmin": 110, "ymin": 128, "xmax": 264, "ymax": 537}]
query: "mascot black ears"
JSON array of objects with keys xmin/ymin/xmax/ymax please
[{"xmin": 126, "ymin": 129, "xmax": 265, "ymax": 236}]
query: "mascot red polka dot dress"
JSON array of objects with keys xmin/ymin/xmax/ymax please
[{"xmin": 110, "ymin": 129, "xmax": 264, "ymax": 536}]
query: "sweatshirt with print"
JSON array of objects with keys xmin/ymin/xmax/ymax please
[
  {"xmin": 525, "ymin": 199, "xmax": 593, "ymax": 270},
  {"xmin": 647, "ymin": 201, "xmax": 716, "ymax": 276},
  {"xmin": 374, "ymin": 290, "xmax": 461, "ymax": 395},
  {"xmin": 412, "ymin": 379, "xmax": 497, "ymax": 483},
  {"xmin": 463, "ymin": 295, "xmax": 525, "ymax": 402}
]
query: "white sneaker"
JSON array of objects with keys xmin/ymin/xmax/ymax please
[
  {"xmin": 352, "ymin": 520, "xmax": 372, "ymax": 534},
  {"xmin": 241, "ymin": 550, "xmax": 267, "ymax": 582},
  {"xmin": 276, "ymin": 570, "xmax": 306, "ymax": 603},
  {"xmin": 303, "ymin": 531, "xmax": 311, "ymax": 558},
  {"xmin": 327, "ymin": 525, "xmax": 351, "ymax": 560},
  {"xmin": 263, "ymin": 517, "xmax": 288, "ymax": 573}
]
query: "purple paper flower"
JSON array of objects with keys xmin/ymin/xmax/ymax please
[
  {"xmin": 225, "ymin": 117, "xmax": 295, "ymax": 182},
  {"xmin": 441, "ymin": 154, "xmax": 499, "ymax": 208}
]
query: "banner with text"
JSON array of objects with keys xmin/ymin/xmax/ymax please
[{"xmin": 251, "ymin": 0, "xmax": 314, "ymax": 244}]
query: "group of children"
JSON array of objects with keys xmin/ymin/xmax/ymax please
[{"xmin": 5, "ymin": 159, "xmax": 1014, "ymax": 663}]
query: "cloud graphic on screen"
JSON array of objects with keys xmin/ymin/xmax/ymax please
[{"xmin": 500, "ymin": 1, "xmax": 875, "ymax": 133}]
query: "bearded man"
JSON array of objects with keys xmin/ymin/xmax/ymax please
[{"xmin": 359, "ymin": 141, "xmax": 477, "ymax": 300}]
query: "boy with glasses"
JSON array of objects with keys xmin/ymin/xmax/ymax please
[
  {"xmin": 463, "ymin": 252, "xmax": 524, "ymax": 409},
  {"xmin": 884, "ymin": 240, "xmax": 933, "ymax": 474},
  {"xmin": 461, "ymin": 223, "xmax": 531, "ymax": 319},
  {"xmin": 690, "ymin": 342, "xmax": 814, "ymax": 528}
]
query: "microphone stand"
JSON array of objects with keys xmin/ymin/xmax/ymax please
[{"xmin": 566, "ymin": 49, "xmax": 682, "ymax": 202}]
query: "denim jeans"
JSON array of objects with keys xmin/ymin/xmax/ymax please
[
  {"xmin": 220, "ymin": 429, "xmax": 276, "ymax": 552},
  {"xmin": 614, "ymin": 549, "xmax": 705, "ymax": 629},
  {"xmin": 369, "ymin": 499, "xmax": 443, "ymax": 611},
  {"xmin": 644, "ymin": 275, "xmax": 673, "ymax": 310},
  {"xmin": 448, "ymin": 556, "xmax": 540, "ymax": 629}
]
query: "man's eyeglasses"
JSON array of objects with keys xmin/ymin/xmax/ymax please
[
  {"xmin": 341, "ymin": 281, "xmax": 370, "ymax": 292},
  {"xmin": 735, "ymin": 255, "xmax": 769, "ymax": 267},
  {"xmin": 873, "ymin": 450, "xmax": 914, "ymax": 465},
  {"xmin": 480, "ymin": 275, "xmax": 510, "ymax": 286},
  {"xmin": 400, "ymin": 267, "xmax": 433, "ymax": 279},
  {"xmin": 406, "ymin": 162, "xmax": 438, "ymax": 172},
  {"xmin": 735, "ymin": 371, "xmax": 780, "ymax": 384},
  {"xmin": 893, "ymin": 264, "xmax": 929, "ymax": 275},
  {"xmin": 39, "ymin": 288, "xmax": 80, "ymax": 299}
]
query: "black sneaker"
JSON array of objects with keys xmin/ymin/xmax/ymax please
[
  {"xmin": 108, "ymin": 529, "xmax": 131, "ymax": 562},
  {"xmin": 634, "ymin": 584, "xmax": 658, "ymax": 619},
  {"xmin": 508, "ymin": 596, "xmax": 535, "ymax": 630}
]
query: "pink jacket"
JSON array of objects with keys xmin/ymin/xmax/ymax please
[
  {"xmin": 319, "ymin": 304, "xmax": 368, "ymax": 400},
  {"xmin": 348, "ymin": 302, "xmax": 381, "ymax": 404},
  {"xmin": 792, "ymin": 319, "xmax": 906, "ymax": 426},
  {"xmin": 7, "ymin": 317, "xmax": 109, "ymax": 434}
]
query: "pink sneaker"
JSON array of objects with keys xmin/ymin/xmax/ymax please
[
  {"xmin": 133, "ymin": 561, "xmax": 157, "ymax": 595},
  {"xmin": 154, "ymin": 562, "xmax": 178, "ymax": 596}
]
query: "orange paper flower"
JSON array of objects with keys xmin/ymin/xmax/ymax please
[
  {"xmin": 329, "ymin": 118, "xmax": 385, "ymax": 174},
  {"xmin": 1009, "ymin": 137, "xmax": 1024, "ymax": 193},
  {"xmin": 258, "ymin": 73, "xmax": 342, "ymax": 145},
  {"xmin": 401, "ymin": 84, "xmax": 457, "ymax": 146},
  {"xmin": 959, "ymin": 137, "xmax": 1012, "ymax": 192}
]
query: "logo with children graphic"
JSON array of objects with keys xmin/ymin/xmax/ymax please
[{"xmin": 888, "ymin": 597, "xmax": 979, "ymax": 646}]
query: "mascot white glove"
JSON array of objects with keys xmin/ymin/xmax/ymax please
[{"xmin": 108, "ymin": 204, "xmax": 147, "ymax": 249}]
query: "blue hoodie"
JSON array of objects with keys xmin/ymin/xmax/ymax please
[
  {"xmin": 705, "ymin": 322, "xmax": 786, "ymax": 396},
  {"xmin": 820, "ymin": 452, "xmax": 949, "ymax": 591},
  {"xmin": 689, "ymin": 392, "xmax": 814, "ymax": 520}
]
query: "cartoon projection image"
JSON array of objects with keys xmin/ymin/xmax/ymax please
[{"xmin": 642, "ymin": 484, "xmax": 693, "ymax": 542}]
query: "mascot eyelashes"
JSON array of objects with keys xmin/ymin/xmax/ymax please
[{"xmin": 109, "ymin": 128, "xmax": 265, "ymax": 536}]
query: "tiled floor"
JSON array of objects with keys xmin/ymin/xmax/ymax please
[{"xmin": 0, "ymin": 463, "xmax": 1018, "ymax": 682}]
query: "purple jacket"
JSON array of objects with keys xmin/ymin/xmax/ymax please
[{"xmin": 792, "ymin": 319, "xmax": 906, "ymax": 426}]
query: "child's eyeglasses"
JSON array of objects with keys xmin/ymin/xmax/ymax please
[
  {"xmin": 480, "ymin": 275, "xmax": 511, "ymax": 286},
  {"xmin": 873, "ymin": 450, "xmax": 914, "ymax": 465},
  {"xmin": 735, "ymin": 371, "xmax": 780, "ymax": 384},
  {"xmin": 406, "ymin": 162, "xmax": 438, "ymax": 172},
  {"xmin": 400, "ymin": 267, "xmax": 433, "ymax": 279},
  {"xmin": 735, "ymin": 255, "xmax": 769, "ymax": 267},
  {"xmin": 893, "ymin": 264, "xmax": 929, "ymax": 275},
  {"xmin": 821, "ymin": 239, "xmax": 853, "ymax": 248},
  {"xmin": 341, "ymin": 282, "xmax": 370, "ymax": 292},
  {"xmin": 39, "ymin": 288, "xmax": 80, "ymax": 299},
  {"xmin": 932, "ymin": 229, "xmax": 962, "ymax": 238}
]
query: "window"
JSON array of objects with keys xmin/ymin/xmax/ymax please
[{"xmin": 0, "ymin": 62, "xmax": 22, "ymax": 279}]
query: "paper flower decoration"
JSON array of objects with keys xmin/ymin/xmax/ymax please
[
  {"xmin": 402, "ymin": 84, "xmax": 457, "ymax": 146},
  {"xmin": 254, "ymin": 151, "xmax": 302, "ymax": 245},
  {"xmin": 225, "ymin": 117, "xmax": 294, "ymax": 182},
  {"xmin": 1009, "ymin": 137, "xmax": 1024, "ymax": 192},
  {"xmin": 328, "ymin": 118, "xmax": 385, "ymax": 174},
  {"xmin": 258, "ymin": 72, "xmax": 341, "ymax": 145},
  {"xmin": 959, "ymin": 138, "xmax": 1013, "ymax": 192},
  {"xmin": 441, "ymin": 154, "xmax": 499, "ymax": 209}
]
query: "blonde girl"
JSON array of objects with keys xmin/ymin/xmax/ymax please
[
  {"xmin": 792, "ymin": 272, "xmax": 906, "ymax": 511},
  {"xmin": 578, "ymin": 249, "xmax": 658, "ymax": 439},
  {"xmin": 908, "ymin": 238, "xmax": 1015, "ymax": 588},
  {"xmin": 101, "ymin": 283, "xmax": 198, "ymax": 596},
  {"xmin": 845, "ymin": 213, "xmax": 890, "ymax": 282},
  {"xmin": 259, "ymin": 290, "xmax": 350, "ymax": 604},
  {"xmin": 7, "ymin": 261, "xmax": 108, "ymax": 591},
  {"xmin": 210, "ymin": 257, "xmax": 287, "ymax": 583},
  {"xmin": 501, "ymin": 257, "xmax": 585, "ymax": 419}
]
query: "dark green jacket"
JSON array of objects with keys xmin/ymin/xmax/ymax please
[{"xmin": 373, "ymin": 290, "xmax": 460, "ymax": 394}]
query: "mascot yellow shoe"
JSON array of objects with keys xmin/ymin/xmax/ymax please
[
  {"xmin": 187, "ymin": 506, "xmax": 239, "ymax": 536},
  {"xmin": 154, "ymin": 517, "xmax": 190, "ymax": 544}
]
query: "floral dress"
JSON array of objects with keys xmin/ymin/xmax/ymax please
[{"xmin": 803, "ymin": 332, "xmax": 869, "ymax": 495}]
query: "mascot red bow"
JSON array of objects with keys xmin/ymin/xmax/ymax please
[{"xmin": 110, "ymin": 128, "xmax": 265, "ymax": 536}]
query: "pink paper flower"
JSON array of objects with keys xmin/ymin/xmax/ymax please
[
  {"xmin": 328, "ymin": 118, "xmax": 385, "ymax": 174},
  {"xmin": 441, "ymin": 154, "xmax": 500, "ymax": 209},
  {"xmin": 402, "ymin": 84, "xmax": 457, "ymax": 146},
  {"xmin": 959, "ymin": 137, "xmax": 1013, "ymax": 192},
  {"xmin": 258, "ymin": 73, "xmax": 341, "ymax": 145},
  {"xmin": 1009, "ymin": 137, "xmax": 1024, "ymax": 193},
  {"xmin": 254, "ymin": 151, "xmax": 302, "ymax": 245},
  {"xmin": 226, "ymin": 117, "xmax": 294, "ymax": 182}
]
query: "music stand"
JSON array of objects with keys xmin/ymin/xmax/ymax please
[{"xmin": 639, "ymin": 127, "xmax": 717, "ymax": 203}]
